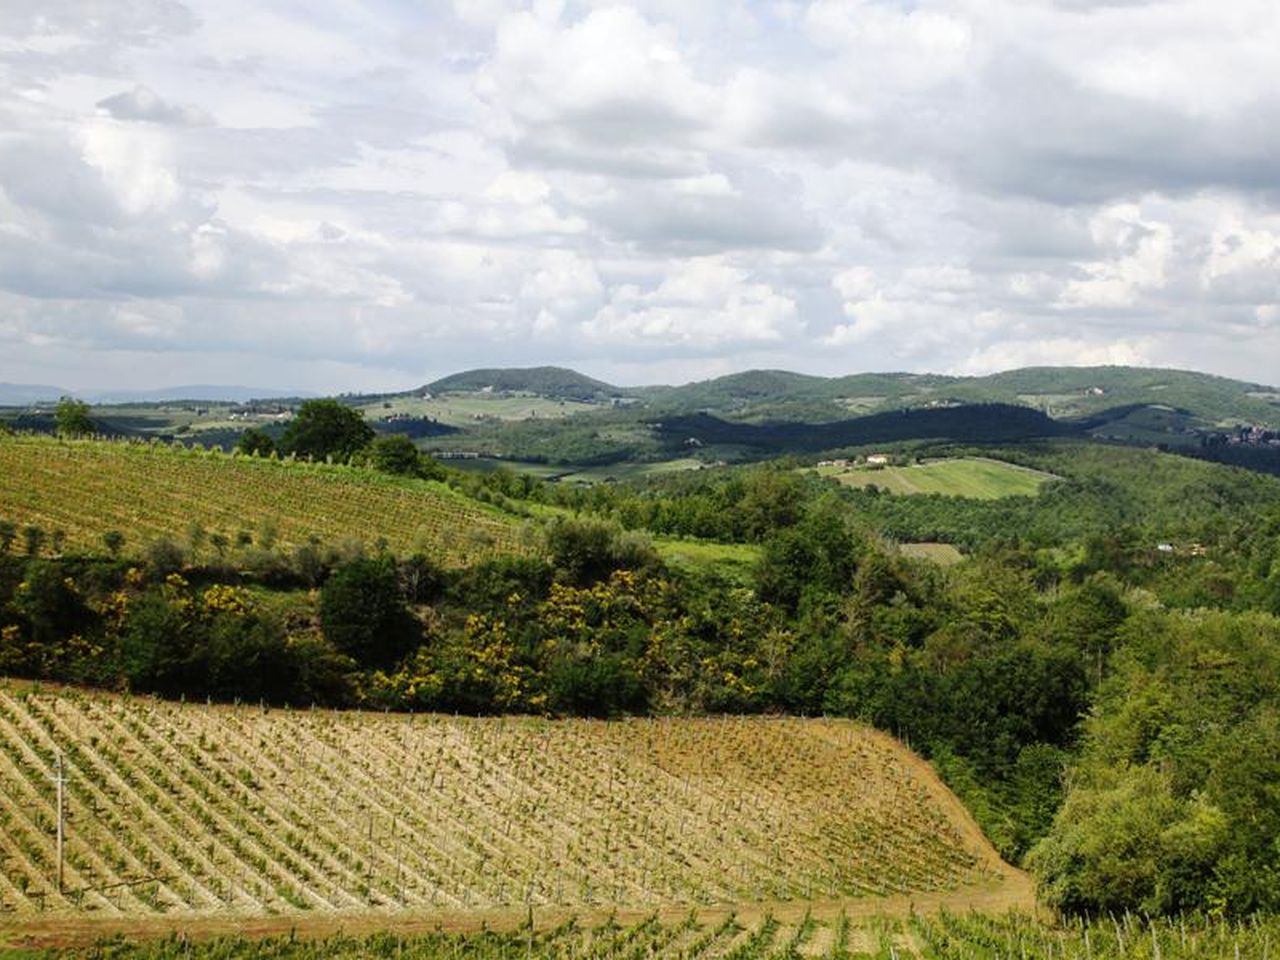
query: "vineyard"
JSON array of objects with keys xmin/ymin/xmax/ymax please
[
  {"xmin": 13, "ymin": 910, "xmax": 1280, "ymax": 957},
  {"xmin": 0, "ymin": 436, "xmax": 526, "ymax": 563},
  {"xmin": 0, "ymin": 685, "xmax": 1021, "ymax": 929}
]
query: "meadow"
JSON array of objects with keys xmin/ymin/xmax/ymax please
[{"xmin": 820, "ymin": 458, "xmax": 1056, "ymax": 500}]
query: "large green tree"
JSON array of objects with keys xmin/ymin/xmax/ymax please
[
  {"xmin": 279, "ymin": 399, "xmax": 374, "ymax": 462},
  {"xmin": 235, "ymin": 427, "xmax": 276, "ymax": 457},
  {"xmin": 319, "ymin": 557, "xmax": 420, "ymax": 667}
]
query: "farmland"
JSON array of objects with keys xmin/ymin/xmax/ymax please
[
  {"xmin": 0, "ymin": 436, "xmax": 525, "ymax": 563},
  {"xmin": 819, "ymin": 458, "xmax": 1056, "ymax": 499},
  {"xmin": 0, "ymin": 684, "xmax": 1022, "ymax": 931},
  {"xmin": 12, "ymin": 904, "xmax": 1279, "ymax": 957}
]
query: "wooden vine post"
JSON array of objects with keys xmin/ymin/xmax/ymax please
[{"xmin": 53, "ymin": 752, "xmax": 66, "ymax": 894}]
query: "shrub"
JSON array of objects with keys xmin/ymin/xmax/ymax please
[{"xmin": 319, "ymin": 557, "xmax": 420, "ymax": 667}]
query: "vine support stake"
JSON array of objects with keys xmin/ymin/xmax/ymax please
[{"xmin": 53, "ymin": 751, "xmax": 66, "ymax": 895}]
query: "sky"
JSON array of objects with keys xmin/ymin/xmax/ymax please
[{"xmin": 1, "ymin": 0, "xmax": 1278, "ymax": 393}]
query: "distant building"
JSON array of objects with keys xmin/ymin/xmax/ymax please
[{"xmin": 866, "ymin": 454, "xmax": 890, "ymax": 466}]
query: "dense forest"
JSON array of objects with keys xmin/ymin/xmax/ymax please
[{"xmin": 2, "ymin": 414, "xmax": 1279, "ymax": 919}]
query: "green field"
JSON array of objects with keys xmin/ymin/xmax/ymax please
[
  {"xmin": 820, "ymin": 458, "xmax": 1056, "ymax": 499},
  {"xmin": 653, "ymin": 537, "xmax": 762, "ymax": 583},
  {"xmin": 0, "ymin": 435, "xmax": 526, "ymax": 563}
]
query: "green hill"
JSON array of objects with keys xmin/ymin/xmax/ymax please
[
  {"xmin": 423, "ymin": 367, "xmax": 620, "ymax": 401},
  {"xmin": 414, "ymin": 364, "xmax": 1279, "ymax": 437},
  {"xmin": 0, "ymin": 435, "xmax": 525, "ymax": 563}
]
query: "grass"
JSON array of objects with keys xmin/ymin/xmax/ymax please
[
  {"xmin": 653, "ymin": 537, "xmax": 762, "ymax": 583},
  {"xmin": 550, "ymin": 458, "xmax": 707, "ymax": 484},
  {"xmin": 0, "ymin": 686, "xmax": 1016, "ymax": 922},
  {"xmin": 897, "ymin": 543, "xmax": 965, "ymax": 566},
  {"xmin": 0, "ymin": 435, "xmax": 526, "ymax": 563},
  {"xmin": 819, "ymin": 458, "xmax": 1056, "ymax": 499}
]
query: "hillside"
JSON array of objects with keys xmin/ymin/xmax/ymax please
[
  {"xmin": 423, "ymin": 367, "xmax": 620, "ymax": 401},
  {"xmin": 393, "ymin": 364, "xmax": 1280, "ymax": 474},
  {"xmin": 0, "ymin": 436, "xmax": 524, "ymax": 563},
  {"xmin": 0, "ymin": 685, "xmax": 1022, "ymax": 923},
  {"xmin": 594, "ymin": 365, "xmax": 1279, "ymax": 426},
  {"xmin": 653, "ymin": 404, "xmax": 1077, "ymax": 455}
]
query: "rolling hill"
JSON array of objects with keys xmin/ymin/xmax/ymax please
[
  {"xmin": 394, "ymin": 365, "xmax": 1280, "ymax": 472},
  {"xmin": 423, "ymin": 367, "xmax": 620, "ymax": 402}
]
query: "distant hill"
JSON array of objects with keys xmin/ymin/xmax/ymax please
[
  {"xmin": 0, "ymin": 384, "xmax": 305, "ymax": 405},
  {"xmin": 84, "ymin": 385, "xmax": 308, "ymax": 403},
  {"xmin": 646, "ymin": 365, "xmax": 1280, "ymax": 426},
  {"xmin": 423, "ymin": 367, "xmax": 621, "ymax": 401},
  {"xmin": 654, "ymin": 403, "xmax": 1078, "ymax": 456},
  {"xmin": 0, "ymin": 382, "xmax": 69, "ymax": 405},
  {"xmin": 641, "ymin": 369, "xmax": 833, "ymax": 409}
]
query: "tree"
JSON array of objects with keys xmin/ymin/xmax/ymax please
[
  {"xmin": 55, "ymin": 397, "xmax": 94, "ymax": 438},
  {"xmin": 544, "ymin": 517, "xmax": 658, "ymax": 585},
  {"xmin": 101, "ymin": 530, "xmax": 125, "ymax": 558},
  {"xmin": 368, "ymin": 434, "xmax": 424, "ymax": 476},
  {"xmin": 319, "ymin": 557, "xmax": 420, "ymax": 667},
  {"xmin": 279, "ymin": 399, "xmax": 374, "ymax": 463},
  {"xmin": 235, "ymin": 427, "xmax": 276, "ymax": 457},
  {"xmin": 756, "ymin": 506, "xmax": 861, "ymax": 611}
]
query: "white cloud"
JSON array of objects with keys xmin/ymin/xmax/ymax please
[
  {"xmin": 957, "ymin": 336, "xmax": 1157, "ymax": 376},
  {"xmin": 585, "ymin": 257, "xmax": 800, "ymax": 348},
  {"xmin": 0, "ymin": 0, "xmax": 1278, "ymax": 391},
  {"xmin": 1061, "ymin": 202, "xmax": 1174, "ymax": 308}
]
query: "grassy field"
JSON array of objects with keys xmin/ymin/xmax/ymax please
[
  {"xmin": 653, "ymin": 538, "xmax": 762, "ymax": 583},
  {"xmin": 0, "ymin": 684, "xmax": 1022, "ymax": 929},
  {"xmin": 0, "ymin": 435, "xmax": 526, "ymax": 564},
  {"xmin": 820, "ymin": 458, "xmax": 1056, "ymax": 499},
  {"xmin": 550, "ymin": 458, "xmax": 707, "ymax": 484}
]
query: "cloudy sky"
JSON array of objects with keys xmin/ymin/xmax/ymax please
[{"xmin": 1, "ymin": 0, "xmax": 1278, "ymax": 393}]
